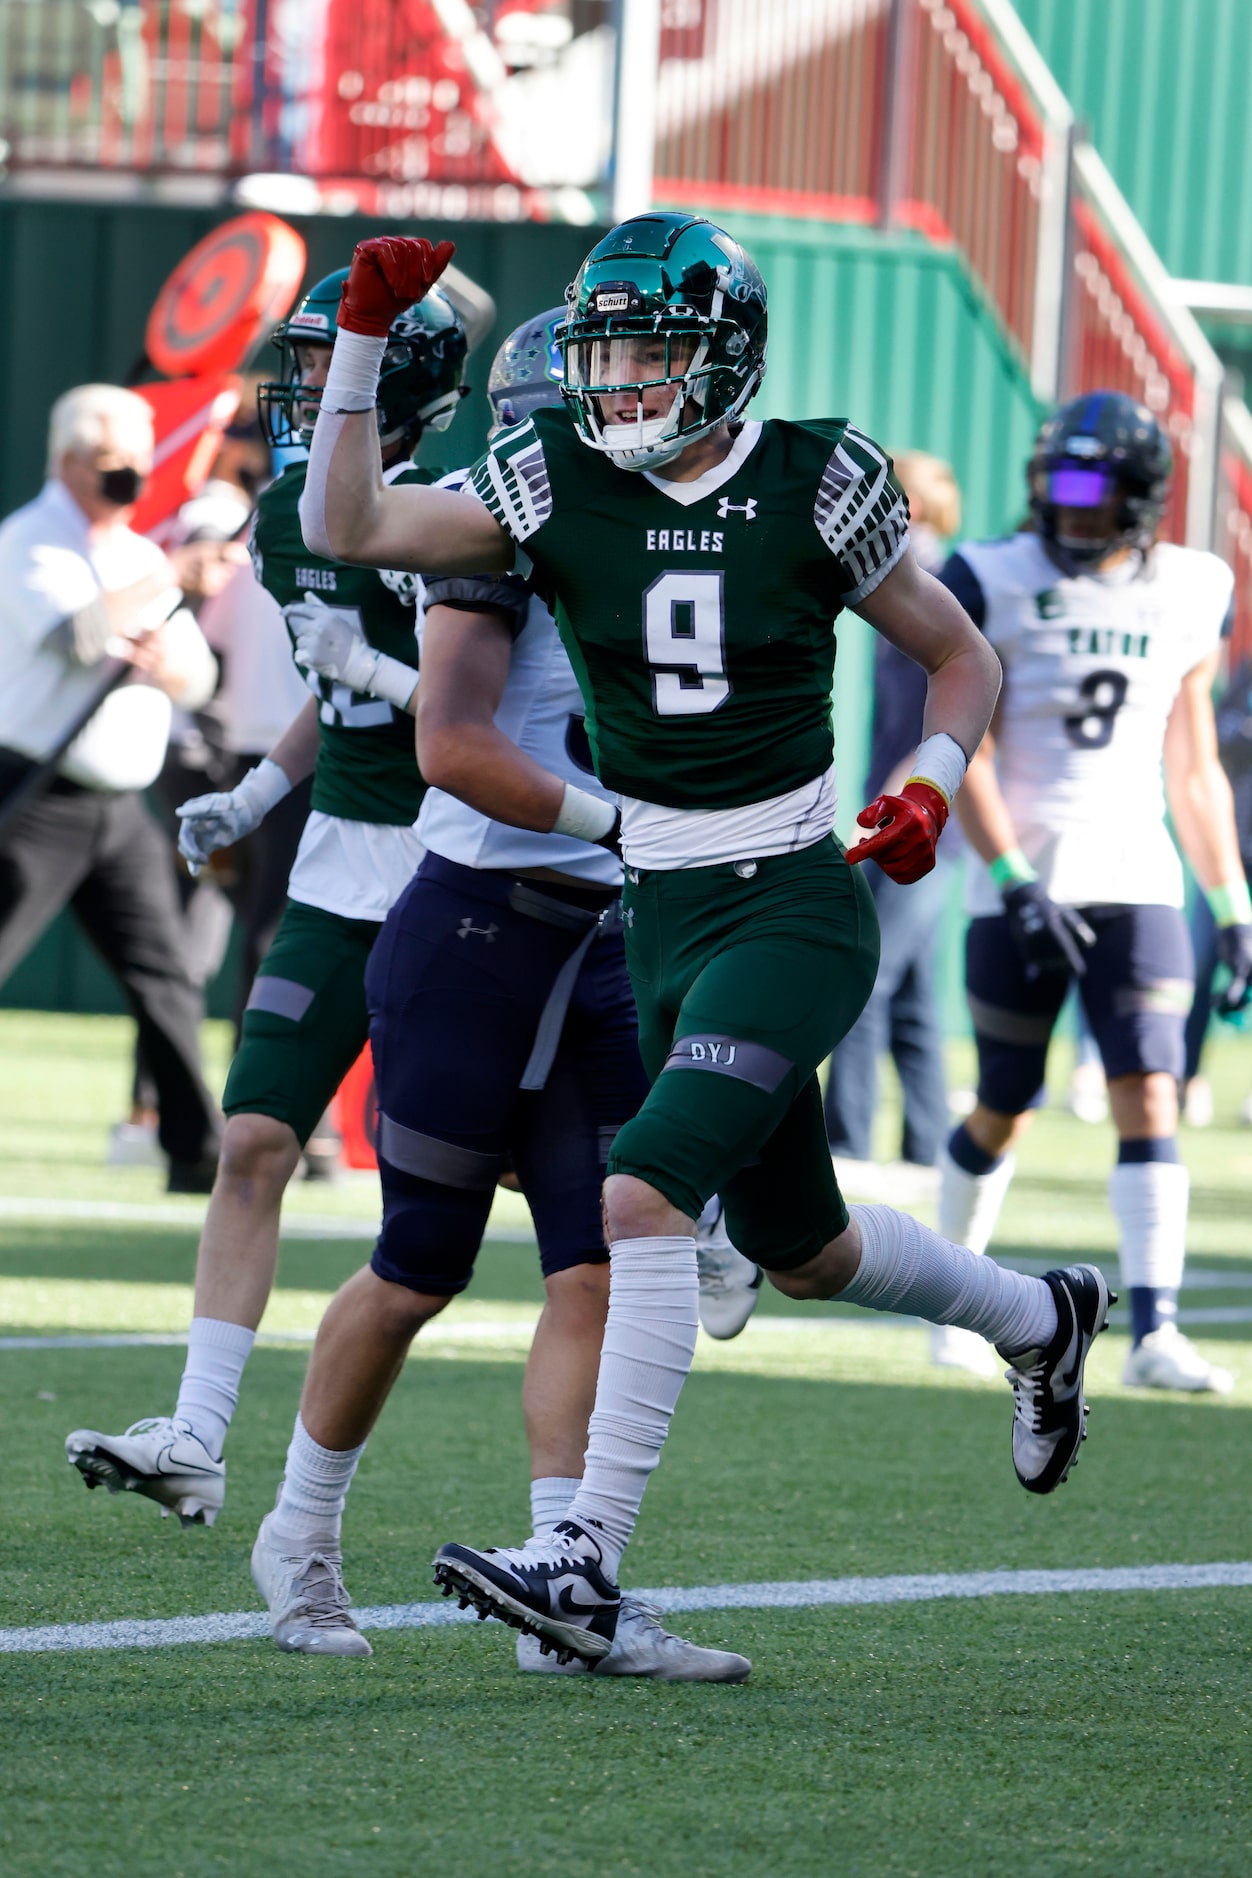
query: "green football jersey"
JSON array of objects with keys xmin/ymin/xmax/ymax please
[
  {"xmin": 250, "ymin": 459, "xmax": 435, "ymax": 825},
  {"xmin": 469, "ymin": 409, "xmax": 909, "ymax": 809}
]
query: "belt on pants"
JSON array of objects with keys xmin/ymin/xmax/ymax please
[{"xmin": 507, "ymin": 881, "xmax": 623, "ymax": 1091}]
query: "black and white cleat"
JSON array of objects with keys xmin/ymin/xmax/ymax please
[
  {"xmin": 433, "ymin": 1518, "xmax": 621, "ymax": 1664},
  {"xmin": 998, "ymin": 1264, "xmax": 1114, "ymax": 1495}
]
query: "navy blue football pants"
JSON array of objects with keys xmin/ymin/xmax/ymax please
[
  {"xmin": 966, "ymin": 901, "xmax": 1194, "ymax": 1114},
  {"xmin": 365, "ymin": 854, "xmax": 648, "ymax": 1295}
]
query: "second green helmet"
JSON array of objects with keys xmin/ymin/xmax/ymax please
[{"xmin": 258, "ymin": 266, "xmax": 469, "ymax": 452}]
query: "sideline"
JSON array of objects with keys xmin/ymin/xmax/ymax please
[{"xmin": 2, "ymin": 1561, "xmax": 1249, "ymax": 1654}]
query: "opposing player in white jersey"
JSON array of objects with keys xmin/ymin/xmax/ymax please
[
  {"xmin": 248, "ymin": 311, "xmax": 752, "ymax": 1679},
  {"xmin": 936, "ymin": 392, "xmax": 1252, "ymax": 1391}
]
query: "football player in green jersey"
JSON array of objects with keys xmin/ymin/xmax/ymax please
[
  {"xmin": 66, "ymin": 266, "xmax": 467, "ymax": 1523},
  {"xmin": 305, "ymin": 225, "xmax": 1116, "ymax": 1669}
]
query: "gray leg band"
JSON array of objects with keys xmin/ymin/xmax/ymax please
[
  {"xmin": 377, "ymin": 1113, "xmax": 501, "ymax": 1191},
  {"xmin": 245, "ymin": 976, "xmax": 315, "ymax": 1022}
]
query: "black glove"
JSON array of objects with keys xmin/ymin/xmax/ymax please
[
  {"xmin": 1215, "ymin": 922, "xmax": 1252, "ymax": 1017},
  {"xmin": 1002, "ymin": 882, "xmax": 1096, "ymax": 979}
]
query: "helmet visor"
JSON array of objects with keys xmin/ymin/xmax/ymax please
[{"xmin": 1047, "ymin": 466, "xmax": 1116, "ymax": 507}]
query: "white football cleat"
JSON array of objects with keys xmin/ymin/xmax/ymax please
[
  {"xmin": 1182, "ymin": 1076, "xmax": 1214, "ymax": 1129},
  {"xmin": 929, "ymin": 1322, "xmax": 999, "ymax": 1377},
  {"xmin": 1066, "ymin": 1061, "xmax": 1109, "ymax": 1125},
  {"xmin": 1122, "ymin": 1324, "xmax": 1234, "ymax": 1395},
  {"xmin": 106, "ymin": 1120, "xmax": 166, "ymax": 1168},
  {"xmin": 517, "ymin": 1595, "xmax": 750, "ymax": 1681},
  {"xmin": 251, "ymin": 1510, "xmax": 372, "ymax": 1656},
  {"xmin": 66, "ymin": 1416, "xmax": 225, "ymax": 1527},
  {"xmin": 695, "ymin": 1196, "xmax": 761, "ymax": 1340}
]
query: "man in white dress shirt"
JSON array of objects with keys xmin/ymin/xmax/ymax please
[{"xmin": 0, "ymin": 384, "xmax": 226, "ymax": 1189}]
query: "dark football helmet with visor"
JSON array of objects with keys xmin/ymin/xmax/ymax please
[{"xmin": 1029, "ymin": 391, "xmax": 1172, "ymax": 572}]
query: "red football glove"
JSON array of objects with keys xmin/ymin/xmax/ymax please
[
  {"xmin": 337, "ymin": 236, "xmax": 456, "ymax": 337},
  {"xmin": 846, "ymin": 781, "xmax": 948, "ymax": 885}
]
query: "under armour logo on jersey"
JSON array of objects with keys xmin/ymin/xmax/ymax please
[
  {"xmin": 457, "ymin": 918, "xmax": 499, "ymax": 942},
  {"xmin": 716, "ymin": 497, "xmax": 757, "ymax": 520},
  {"xmin": 624, "ymin": 907, "xmax": 635, "ymax": 927}
]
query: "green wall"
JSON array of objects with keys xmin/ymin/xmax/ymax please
[
  {"xmin": 1016, "ymin": 0, "xmax": 1252, "ymax": 286},
  {"xmin": 1, "ymin": 205, "xmax": 1041, "ymax": 1029}
]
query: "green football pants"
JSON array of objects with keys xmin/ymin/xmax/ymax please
[
  {"xmin": 222, "ymin": 898, "xmax": 381, "ymax": 1146},
  {"xmin": 607, "ymin": 836, "xmax": 880, "ymax": 1270}
]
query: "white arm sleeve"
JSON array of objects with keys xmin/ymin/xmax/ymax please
[
  {"xmin": 299, "ymin": 330, "xmax": 388, "ymax": 558},
  {"xmin": 299, "ymin": 409, "xmax": 349, "ymax": 561}
]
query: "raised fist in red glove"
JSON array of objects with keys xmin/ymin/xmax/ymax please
[
  {"xmin": 846, "ymin": 781, "xmax": 948, "ymax": 885},
  {"xmin": 338, "ymin": 236, "xmax": 457, "ymax": 337}
]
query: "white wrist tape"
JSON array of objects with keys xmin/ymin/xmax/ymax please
[
  {"xmin": 321, "ymin": 331, "xmax": 387, "ymax": 414},
  {"xmin": 907, "ymin": 732, "xmax": 968, "ymax": 806},
  {"xmin": 552, "ymin": 782, "xmax": 619, "ymax": 843},
  {"xmin": 246, "ymin": 757, "xmax": 294, "ymax": 814},
  {"xmin": 364, "ymin": 652, "xmax": 418, "ymax": 711}
]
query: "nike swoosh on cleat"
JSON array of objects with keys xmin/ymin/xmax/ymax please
[
  {"xmin": 155, "ymin": 1454, "xmax": 219, "ymax": 1476},
  {"xmin": 556, "ymin": 1585, "xmax": 608, "ymax": 1618}
]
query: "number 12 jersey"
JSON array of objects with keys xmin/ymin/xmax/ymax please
[{"xmin": 945, "ymin": 534, "xmax": 1234, "ymax": 913}]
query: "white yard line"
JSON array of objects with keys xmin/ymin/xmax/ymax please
[
  {"xmin": 0, "ymin": 1194, "xmax": 533, "ymax": 1244},
  {"xmin": 6, "ymin": 1302, "xmax": 1252, "ymax": 1353},
  {"xmin": 1, "ymin": 1561, "xmax": 1248, "ymax": 1654}
]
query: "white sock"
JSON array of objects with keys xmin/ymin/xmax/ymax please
[
  {"xmin": 843, "ymin": 1205, "xmax": 1058, "ymax": 1355},
  {"xmin": 1109, "ymin": 1161, "xmax": 1189, "ymax": 1291},
  {"xmin": 271, "ymin": 1414, "xmax": 365, "ymax": 1549},
  {"xmin": 936, "ymin": 1146, "xmax": 1017, "ymax": 1256},
  {"xmin": 175, "ymin": 1317, "xmax": 255, "ymax": 1460},
  {"xmin": 530, "ymin": 1476, "xmax": 581, "ymax": 1536},
  {"xmin": 566, "ymin": 1236, "xmax": 699, "ymax": 1576}
]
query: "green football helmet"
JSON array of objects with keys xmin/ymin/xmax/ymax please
[
  {"xmin": 258, "ymin": 267, "xmax": 468, "ymax": 454},
  {"xmin": 560, "ymin": 213, "xmax": 768, "ymax": 470}
]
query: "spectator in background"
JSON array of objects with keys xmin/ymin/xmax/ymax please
[
  {"xmin": 0, "ymin": 384, "xmax": 231, "ymax": 1191},
  {"xmin": 1180, "ymin": 652, "xmax": 1252, "ymax": 1125},
  {"xmin": 824, "ymin": 452, "xmax": 960, "ymax": 1195}
]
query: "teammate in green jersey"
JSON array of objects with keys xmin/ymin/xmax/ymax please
[
  {"xmin": 66, "ymin": 266, "xmax": 467, "ymax": 1523},
  {"xmin": 303, "ymin": 225, "xmax": 1115, "ymax": 1669}
]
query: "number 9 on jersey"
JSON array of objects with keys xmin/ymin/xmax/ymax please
[{"xmin": 644, "ymin": 570, "xmax": 731, "ymax": 717}]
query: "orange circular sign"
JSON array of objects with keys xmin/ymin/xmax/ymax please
[{"xmin": 146, "ymin": 212, "xmax": 307, "ymax": 378}]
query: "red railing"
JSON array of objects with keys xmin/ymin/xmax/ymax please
[
  {"xmin": 653, "ymin": 1, "xmax": 891, "ymax": 218},
  {"xmin": 1066, "ymin": 144, "xmax": 1223, "ymax": 560},
  {"xmin": 652, "ymin": 0, "xmax": 1071, "ymax": 402}
]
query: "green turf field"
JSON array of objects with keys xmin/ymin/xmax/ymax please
[{"xmin": 1, "ymin": 1012, "xmax": 1249, "ymax": 1876}]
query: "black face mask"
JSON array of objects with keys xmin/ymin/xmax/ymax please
[{"xmin": 99, "ymin": 465, "xmax": 145, "ymax": 506}]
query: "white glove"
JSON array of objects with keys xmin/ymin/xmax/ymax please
[
  {"xmin": 289, "ymin": 593, "xmax": 377, "ymax": 690},
  {"xmin": 289, "ymin": 590, "xmax": 417, "ymax": 710},
  {"xmin": 175, "ymin": 758, "xmax": 292, "ymax": 875}
]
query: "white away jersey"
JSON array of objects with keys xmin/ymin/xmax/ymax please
[{"xmin": 953, "ymin": 535, "xmax": 1233, "ymax": 913}]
